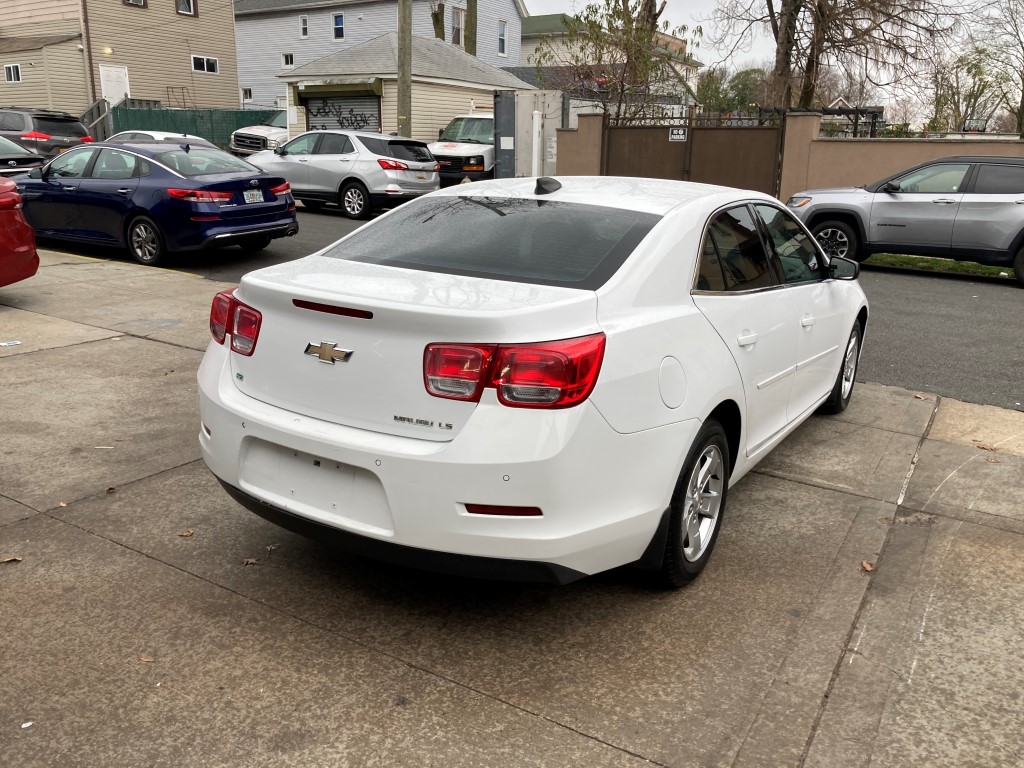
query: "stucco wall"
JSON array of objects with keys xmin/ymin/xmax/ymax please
[{"xmin": 555, "ymin": 112, "xmax": 602, "ymax": 176}]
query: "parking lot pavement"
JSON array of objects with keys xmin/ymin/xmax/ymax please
[{"xmin": 3, "ymin": 251, "xmax": 1024, "ymax": 767}]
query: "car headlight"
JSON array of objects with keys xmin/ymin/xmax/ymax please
[
  {"xmin": 465, "ymin": 155, "xmax": 484, "ymax": 166},
  {"xmin": 787, "ymin": 196, "xmax": 811, "ymax": 208},
  {"xmin": 266, "ymin": 139, "xmax": 279, "ymax": 149}
]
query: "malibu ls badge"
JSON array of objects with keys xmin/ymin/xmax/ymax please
[{"xmin": 304, "ymin": 341, "xmax": 353, "ymax": 364}]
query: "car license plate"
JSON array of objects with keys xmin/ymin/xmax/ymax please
[{"xmin": 243, "ymin": 188, "xmax": 263, "ymax": 204}]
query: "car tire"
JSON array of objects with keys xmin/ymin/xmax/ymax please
[
  {"xmin": 813, "ymin": 220, "xmax": 863, "ymax": 262},
  {"xmin": 300, "ymin": 200, "xmax": 325, "ymax": 212},
  {"xmin": 239, "ymin": 235, "xmax": 272, "ymax": 252},
  {"xmin": 657, "ymin": 418, "xmax": 730, "ymax": 588},
  {"xmin": 127, "ymin": 216, "xmax": 166, "ymax": 266},
  {"xmin": 819, "ymin": 323, "xmax": 861, "ymax": 415},
  {"xmin": 1013, "ymin": 246, "xmax": 1024, "ymax": 286},
  {"xmin": 340, "ymin": 182, "xmax": 371, "ymax": 219}
]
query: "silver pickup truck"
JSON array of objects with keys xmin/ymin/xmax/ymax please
[{"xmin": 787, "ymin": 156, "xmax": 1024, "ymax": 284}]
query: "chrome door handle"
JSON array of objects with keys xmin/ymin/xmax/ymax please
[
  {"xmin": 117, "ymin": 188, "xmax": 132, "ymax": 195},
  {"xmin": 298, "ymin": 158, "xmax": 309, "ymax": 163},
  {"xmin": 801, "ymin": 315, "xmax": 816, "ymax": 328},
  {"xmin": 62, "ymin": 186, "xmax": 77, "ymax": 192},
  {"xmin": 737, "ymin": 332, "xmax": 759, "ymax": 347},
  {"xmin": 1015, "ymin": 200, "xmax": 1024, "ymax": 204},
  {"xmin": 931, "ymin": 198, "xmax": 957, "ymax": 204}
]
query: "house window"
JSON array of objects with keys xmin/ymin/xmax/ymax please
[
  {"xmin": 4, "ymin": 64, "xmax": 21, "ymax": 83},
  {"xmin": 122, "ymin": 0, "xmax": 147, "ymax": 7},
  {"xmin": 241, "ymin": 88, "xmax": 253, "ymax": 101},
  {"xmin": 176, "ymin": 0, "xmax": 197, "ymax": 16},
  {"xmin": 333, "ymin": 14, "xmax": 344, "ymax": 40},
  {"xmin": 282, "ymin": 53, "xmax": 294, "ymax": 67},
  {"xmin": 452, "ymin": 7, "xmax": 464, "ymax": 47},
  {"xmin": 497, "ymin": 19, "xmax": 507, "ymax": 56},
  {"xmin": 300, "ymin": 16, "xmax": 308, "ymax": 38},
  {"xmin": 191, "ymin": 55, "xmax": 218, "ymax": 74}
]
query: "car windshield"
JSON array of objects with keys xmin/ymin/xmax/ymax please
[
  {"xmin": 34, "ymin": 118, "xmax": 89, "ymax": 137},
  {"xmin": 438, "ymin": 117, "xmax": 492, "ymax": 143},
  {"xmin": 0, "ymin": 135, "xmax": 30, "ymax": 154},
  {"xmin": 155, "ymin": 148, "xmax": 258, "ymax": 176},
  {"xmin": 262, "ymin": 111, "xmax": 288, "ymax": 128},
  {"xmin": 324, "ymin": 196, "xmax": 660, "ymax": 290}
]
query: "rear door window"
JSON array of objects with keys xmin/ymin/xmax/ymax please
[
  {"xmin": 316, "ymin": 133, "xmax": 354, "ymax": 154},
  {"xmin": 973, "ymin": 164, "xmax": 1024, "ymax": 195},
  {"xmin": 90, "ymin": 148, "xmax": 138, "ymax": 180},
  {"xmin": 0, "ymin": 111, "xmax": 28, "ymax": 131},
  {"xmin": 325, "ymin": 196, "xmax": 660, "ymax": 290}
]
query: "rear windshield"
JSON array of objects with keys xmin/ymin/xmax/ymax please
[
  {"xmin": 324, "ymin": 196, "xmax": 660, "ymax": 290},
  {"xmin": 156, "ymin": 148, "xmax": 258, "ymax": 176},
  {"xmin": 357, "ymin": 136, "xmax": 432, "ymax": 162},
  {"xmin": 34, "ymin": 117, "xmax": 89, "ymax": 137}
]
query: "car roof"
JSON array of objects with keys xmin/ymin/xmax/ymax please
[
  {"xmin": 0, "ymin": 106, "xmax": 80, "ymax": 119},
  {"xmin": 86, "ymin": 141, "xmax": 225, "ymax": 156},
  {"xmin": 432, "ymin": 176, "xmax": 775, "ymax": 217},
  {"xmin": 922, "ymin": 156, "xmax": 1024, "ymax": 165},
  {"xmin": 303, "ymin": 129, "xmax": 422, "ymax": 142}
]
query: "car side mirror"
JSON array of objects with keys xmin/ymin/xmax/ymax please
[
  {"xmin": 829, "ymin": 256, "xmax": 860, "ymax": 280},
  {"xmin": 28, "ymin": 167, "xmax": 43, "ymax": 179},
  {"xmin": 882, "ymin": 181, "xmax": 900, "ymax": 193},
  {"xmin": 274, "ymin": 146, "xmax": 287, "ymax": 156}
]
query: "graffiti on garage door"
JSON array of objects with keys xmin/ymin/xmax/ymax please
[{"xmin": 304, "ymin": 96, "xmax": 381, "ymax": 132}]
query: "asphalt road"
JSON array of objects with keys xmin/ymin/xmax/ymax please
[{"xmin": 37, "ymin": 208, "xmax": 1024, "ymax": 411}]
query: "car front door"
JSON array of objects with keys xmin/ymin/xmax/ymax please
[
  {"xmin": 952, "ymin": 162, "xmax": 1024, "ymax": 254},
  {"xmin": 868, "ymin": 162, "xmax": 970, "ymax": 248},
  {"xmin": 691, "ymin": 204, "xmax": 799, "ymax": 458},
  {"xmin": 18, "ymin": 146, "xmax": 97, "ymax": 237},
  {"xmin": 76, "ymin": 147, "xmax": 141, "ymax": 243},
  {"xmin": 754, "ymin": 203, "xmax": 847, "ymax": 421},
  {"xmin": 259, "ymin": 133, "xmax": 318, "ymax": 194},
  {"xmin": 306, "ymin": 132, "xmax": 356, "ymax": 195}
]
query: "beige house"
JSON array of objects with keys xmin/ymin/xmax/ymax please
[{"xmin": 0, "ymin": 0, "xmax": 241, "ymax": 116}]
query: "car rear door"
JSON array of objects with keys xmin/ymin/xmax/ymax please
[
  {"xmin": 952, "ymin": 162, "xmax": 1024, "ymax": 253},
  {"xmin": 75, "ymin": 147, "xmax": 141, "ymax": 243},
  {"xmin": 868, "ymin": 162, "xmax": 970, "ymax": 248},
  {"xmin": 691, "ymin": 204, "xmax": 799, "ymax": 457},
  {"xmin": 306, "ymin": 132, "xmax": 356, "ymax": 195}
]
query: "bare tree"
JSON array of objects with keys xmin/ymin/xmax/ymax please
[
  {"xmin": 978, "ymin": 0, "xmax": 1024, "ymax": 133},
  {"xmin": 711, "ymin": 0, "xmax": 966, "ymax": 107},
  {"xmin": 534, "ymin": 0, "xmax": 701, "ymax": 125}
]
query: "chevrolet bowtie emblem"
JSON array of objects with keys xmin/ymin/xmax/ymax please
[{"xmin": 304, "ymin": 341, "xmax": 353, "ymax": 364}]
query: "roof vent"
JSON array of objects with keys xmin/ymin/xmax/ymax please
[{"xmin": 534, "ymin": 177, "xmax": 561, "ymax": 195}]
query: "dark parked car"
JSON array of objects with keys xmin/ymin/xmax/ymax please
[
  {"xmin": 0, "ymin": 107, "xmax": 93, "ymax": 157},
  {"xmin": 16, "ymin": 142, "xmax": 298, "ymax": 266},
  {"xmin": 788, "ymin": 155, "xmax": 1024, "ymax": 284},
  {"xmin": 0, "ymin": 135, "xmax": 45, "ymax": 177},
  {"xmin": 0, "ymin": 177, "xmax": 39, "ymax": 288}
]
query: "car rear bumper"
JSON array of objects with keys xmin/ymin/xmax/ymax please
[
  {"xmin": 369, "ymin": 190, "xmax": 432, "ymax": 208},
  {"xmin": 170, "ymin": 216, "xmax": 299, "ymax": 251},
  {"xmin": 197, "ymin": 342, "xmax": 697, "ymax": 581}
]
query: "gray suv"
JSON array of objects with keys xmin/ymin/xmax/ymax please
[
  {"xmin": 787, "ymin": 156, "xmax": 1024, "ymax": 284},
  {"xmin": 0, "ymin": 107, "xmax": 93, "ymax": 157},
  {"xmin": 248, "ymin": 130, "xmax": 438, "ymax": 219}
]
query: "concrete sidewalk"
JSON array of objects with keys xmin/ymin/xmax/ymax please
[{"xmin": 2, "ymin": 251, "xmax": 1023, "ymax": 767}]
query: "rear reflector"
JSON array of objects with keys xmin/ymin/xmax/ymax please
[
  {"xmin": 209, "ymin": 288, "xmax": 262, "ymax": 356},
  {"xmin": 293, "ymin": 299, "xmax": 373, "ymax": 319},
  {"xmin": 465, "ymin": 504, "xmax": 543, "ymax": 517},
  {"xmin": 424, "ymin": 334, "xmax": 605, "ymax": 409}
]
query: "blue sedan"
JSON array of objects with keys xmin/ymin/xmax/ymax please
[{"xmin": 16, "ymin": 141, "xmax": 298, "ymax": 265}]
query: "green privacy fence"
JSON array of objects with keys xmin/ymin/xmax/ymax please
[{"xmin": 110, "ymin": 106, "xmax": 280, "ymax": 148}]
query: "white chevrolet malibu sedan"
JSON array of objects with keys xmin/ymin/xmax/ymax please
[{"xmin": 198, "ymin": 176, "xmax": 868, "ymax": 587}]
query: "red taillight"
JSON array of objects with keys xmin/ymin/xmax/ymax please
[
  {"xmin": 80, "ymin": 136, "xmax": 95, "ymax": 143},
  {"xmin": 20, "ymin": 131, "xmax": 51, "ymax": 141},
  {"xmin": 423, "ymin": 334, "xmax": 605, "ymax": 409},
  {"xmin": 433, "ymin": 163, "xmax": 440, "ymax": 172},
  {"xmin": 0, "ymin": 190, "xmax": 23, "ymax": 210},
  {"xmin": 270, "ymin": 181, "xmax": 290, "ymax": 195},
  {"xmin": 465, "ymin": 504, "xmax": 543, "ymax": 517},
  {"xmin": 168, "ymin": 188, "xmax": 233, "ymax": 203},
  {"xmin": 209, "ymin": 288, "xmax": 262, "ymax": 356},
  {"xmin": 377, "ymin": 158, "xmax": 409, "ymax": 171}
]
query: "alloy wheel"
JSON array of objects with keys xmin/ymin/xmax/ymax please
[
  {"xmin": 841, "ymin": 330, "xmax": 859, "ymax": 400},
  {"xmin": 343, "ymin": 187, "xmax": 365, "ymax": 217},
  {"xmin": 681, "ymin": 444, "xmax": 725, "ymax": 562},
  {"xmin": 131, "ymin": 222, "xmax": 159, "ymax": 263},
  {"xmin": 816, "ymin": 228, "xmax": 849, "ymax": 259}
]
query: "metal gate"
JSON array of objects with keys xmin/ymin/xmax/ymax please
[
  {"xmin": 604, "ymin": 117, "xmax": 783, "ymax": 196},
  {"xmin": 303, "ymin": 95, "xmax": 381, "ymax": 132}
]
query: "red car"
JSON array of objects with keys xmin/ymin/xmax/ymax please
[{"xmin": 0, "ymin": 177, "xmax": 38, "ymax": 288}]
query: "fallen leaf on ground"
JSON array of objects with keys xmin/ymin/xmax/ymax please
[
  {"xmin": 1, "ymin": 556, "xmax": 23, "ymax": 564},
  {"xmin": 138, "ymin": 656, "xmax": 154, "ymax": 663},
  {"xmin": 21, "ymin": 722, "xmax": 33, "ymax": 729},
  {"xmin": 105, "ymin": 487, "xmax": 116, "ymax": 494},
  {"xmin": 58, "ymin": 501, "xmax": 67, "ymax": 507},
  {"xmin": 178, "ymin": 529, "xmax": 194, "ymax": 538},
  {"xmin": 976, "ymin": 444, "xmax": 997, "ymax": 452},
  {"xmin": 913, "ymin": 394, "xmax": 927, "ymax": 400},
  {"xmin": 860, "ymin": 561, "xmax": 875, "ymax": 573},
  {"xmin": 241, "ymin": 558, "xmax": 259, "ymax": 566}
]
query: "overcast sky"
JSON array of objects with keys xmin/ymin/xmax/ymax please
[{"xmin": 521, "ymin": 0, "xmax": 777, "ymax": 68}]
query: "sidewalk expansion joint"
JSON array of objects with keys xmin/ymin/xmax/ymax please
[{"xmin": 895, "ymin": 396, "xmax": 941, "ymax": 507}]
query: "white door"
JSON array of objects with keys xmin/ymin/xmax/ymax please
[{"xmin": 99, "ymin": 65, "xmax": 130, "ymax": 105}]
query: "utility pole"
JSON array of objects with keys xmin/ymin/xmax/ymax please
[{"xmin": 397, "ymin": 0, "xmax": 412, "ymax": 137}]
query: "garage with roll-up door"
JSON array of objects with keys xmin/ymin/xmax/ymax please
[{"xmin": 302, "ymin": 95, "xmax": 381, "ymax": 133}]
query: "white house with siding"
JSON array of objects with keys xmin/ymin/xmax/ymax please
[
  {"xmin": 278, "ymin": 32, "xmax": 531, "ymax": 143},
  {"xmin": 234, "ymin": 0, "xmax": 525, "ymax": 109}
]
